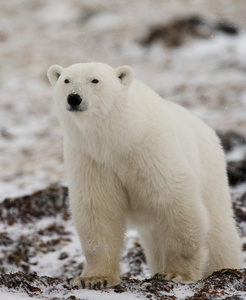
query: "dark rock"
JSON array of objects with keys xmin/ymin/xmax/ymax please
[
  {"xmin": 217, "ymin": 131, "xmax": 246, "ymax": 152},
  {"xmin": 0, "ymin": 128, "xmax": 14, "ymax": 140},
  {"xmin": 0, "ymin": 271, "xmax": 72, "ymax": 297},
  {"xmin": 0, "ymin": 232, "xmax": 13, "ymax": 246},
  {"xmin": 215, "ymin": 21, "xmax": 239, "ymax": 35},
  {"xmin": 0, "ymin": 185, "xmax": 69, "ymax": 225},
  {"xmin": 233, "ymin": 191, "xmax": 246, "ymax": 223},
  {"xmin": 227, "ymin": 159, "xmax": 246, "ymax": 186},
  {"xmin": 59, "ymin": 252, "xmax": 69, "ymax": 260},
  {"xmin": 141, "ymin": 15, "xmax": 239, "ymax": 48},
  {"xmin": 38, "ymin": 224, "xmax": 70, "ymax": 236},
  {"xmin": 141, "ymin": 15, "xmax": 211, "ymax": 47},
  {"xmin": 121, "ymin": 241, "xmax": 146, "ymax": 277}
]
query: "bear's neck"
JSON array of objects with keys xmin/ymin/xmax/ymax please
[{"xmin": 63, "ymin": 101, "xmax": 147, "ymax": 164}]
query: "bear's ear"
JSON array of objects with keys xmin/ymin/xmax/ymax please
[
  {"xmin": 47, "ymin": 65, "xmax": 64, "ymax": 86},
  {"xmin": 115, "ymin": 66, "xmax": 134, "ymax": 86}
]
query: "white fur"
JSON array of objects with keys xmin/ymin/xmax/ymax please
[{"xmin": 47, "ymin": 62, "xmax": 242, "ymax": 288}]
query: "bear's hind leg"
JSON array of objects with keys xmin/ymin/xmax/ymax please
[
  {"xmin": 161, "ymin": 199, "xmax": 209, "ymax": 284},
  {"xmin": 139, "ymin": 179, "xmax": 210, "ymax": 284},
  {"xmin": 138, "ymin": 228, "xmax": 166, "ymax": 275},
  {"xmin": 139, "ymin": 220, "xmax": 208, "ymax": 284}
]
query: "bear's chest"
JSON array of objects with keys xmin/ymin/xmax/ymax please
[{"xmin": 114, "ymin": 152, "xmax": 169, "ymax": 214}]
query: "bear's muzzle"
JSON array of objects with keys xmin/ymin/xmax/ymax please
[{"xmin": 67, "ymin": 93, "xmax": 82, "ymax": 111}]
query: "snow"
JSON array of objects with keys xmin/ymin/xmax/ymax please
[
  {"xmin": 0, "ymin": 289, "xmax": 143, "ymax": 300},
  {"xmin": 226, "ymin": 145, "xmax": 246, "ymax": 162},
  {"xmin": 1, "ymin": 0, "xmax": 246, "ymax": 200},
  {"xmin": 0, "ymin": 0, "xmax": 246, "ymax": 299},
  {"xmin": 172, "ymin": 285, "xmax": 197, "ymax": 299},
  {"xmin": 72, "ymin": 290, "xmax": 144, "ymax": 300},
  {"xmin": 0, "ymin": 291, "xmax": 39, "ymax": 300}
]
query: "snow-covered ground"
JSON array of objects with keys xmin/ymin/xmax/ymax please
[
  {"xmin": 0, "ymin": 0, "xmax": 246, "ymax": 299},
  {"xmin": 0, "ymin": 0, "xmax": 246, "ymax": 200}
]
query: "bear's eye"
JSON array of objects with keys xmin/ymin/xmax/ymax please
[
  {"xmin": 64, "ymin": 79, "xmax": 70, "ymax": 84},
  {"xmin": 91, "ymin": 79, "xmax": 99, "ymax": 84}
]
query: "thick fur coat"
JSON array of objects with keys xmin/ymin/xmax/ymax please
[{"xmin": 47, "ymin": 62, "xmax": 242, "ymax": 288}]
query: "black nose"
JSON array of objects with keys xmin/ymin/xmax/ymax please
[{"xmin": 67, "ymin": 94, "xmax": 82, "ymax": 107}]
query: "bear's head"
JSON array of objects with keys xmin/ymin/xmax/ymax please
[{"xmin": 47, "ymin": 62, "xmax": 134, "ymax": 121}]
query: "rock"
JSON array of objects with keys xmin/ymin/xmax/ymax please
[
  {"xmin": 0, "ymin": 176, "xmax": 245, "ymax": 298},
  {"xmin": 59, "ymin": 252, "xmax": 69, "ymax": 260},
  {"xmin": 217, "ymin": 131, "xmax": 246, "ymax": 152},
  {"xmin": 141, "ymin": 15, "xmax": 239, "ymax": 48},
  {"xmin": 227, "ymin": 159, "xmax": 246, "ymax": 186},
  {"xmin": 0, "ymin": 185, "xmax": 69, "ymax": 225},
  {"xmin": 215, "ymin": 21, "xmax": 239, "ymax": 35}
]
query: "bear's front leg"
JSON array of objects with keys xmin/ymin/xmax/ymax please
[{"xmin": 67, "ymin": 157, "xmax": 128, "ymax": 289}]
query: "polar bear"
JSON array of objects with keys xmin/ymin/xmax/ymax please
[{"xmin": 47, "ymin": 62, "xmax": 242, "ymax": 289}]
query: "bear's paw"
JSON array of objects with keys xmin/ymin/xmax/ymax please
[
  {"xmin": 161, "ymin": 272, "xmax": 197, "ymax": 284},
  {"xmin": 73, "ymin": 275, "xmax": 120, "ymax": 290}
]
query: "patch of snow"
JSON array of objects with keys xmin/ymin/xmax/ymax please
[
  {"xmin": 72, "ymin": 289, "xmax": 145, "ymax": 300},
  {"xmin": 226, "ymin": 145, "xmax": 246, "ymax": 162},
  {"xmin": 86, "ymin": 13, "xmax": 122, "ymax": 30},
  {"xmin": 0, "ymin": 291, "xmax": 39, "ymax": 300},
  {"xmin": 172, "ymin": 284, "xmax": 195, "ymax": 299}
]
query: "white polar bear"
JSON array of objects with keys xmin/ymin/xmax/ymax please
[{"xmin": 47, "ymin": 62, "xmax": 242, "ymax": 289}]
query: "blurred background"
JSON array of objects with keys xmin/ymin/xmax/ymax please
[{"xmin": 0, "ymin": 0, "xmax": 246, "ymax": 199}]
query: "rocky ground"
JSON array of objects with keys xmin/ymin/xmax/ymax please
[{"xmin": 0, "ymin": 132, "xmax": 246, "ymax": 299}]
